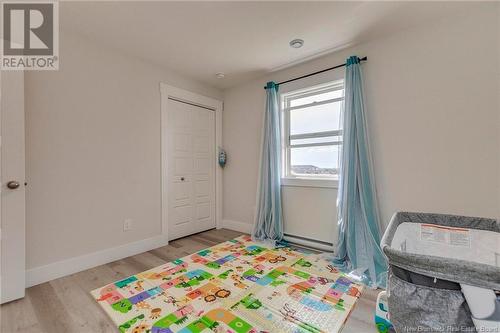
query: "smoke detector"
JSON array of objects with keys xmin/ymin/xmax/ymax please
[
  {"xmin": 289, "ymin": 39, "xmax": 304, "ymax": 49},
  {"xmin": 215, "ymin": 72, "xmax": 225, "ymax": 79}
]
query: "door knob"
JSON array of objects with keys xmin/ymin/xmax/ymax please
[
  {"xmin": 180, "ymin": 177, "xmax": 185, "ymax": 181},
  {"xmin": 7, "ymin": 181, "xmax": 20, "ymax": 189}
]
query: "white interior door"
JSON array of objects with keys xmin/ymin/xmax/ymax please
[
  {"xmin": 167, "ymin": 98, "xmax": 215, "ymax": 240},
  {"xmin": 0, "ymin": 71, "xmax": 26, "ymax": 303}
]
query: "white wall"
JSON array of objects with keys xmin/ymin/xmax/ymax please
[
  {"xmin": 25, "ymin": 29, "xmax": 222, "ymax": 273},
  {"xmin": 222, "ymin": 4, "xmax": 500, "ymax": 240}
]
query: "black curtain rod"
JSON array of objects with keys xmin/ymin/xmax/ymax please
[{"xmin": 264, "ymin": 56, "xmax": 367, "ymax": 89}]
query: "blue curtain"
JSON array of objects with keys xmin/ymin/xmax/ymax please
[
  {"xmin": 334, "ymin": 56, "xmax": 388, "ymax": 288},
  {"xmin": 252, "ymin": 82, "xmax": 284, "ymax": 241}
]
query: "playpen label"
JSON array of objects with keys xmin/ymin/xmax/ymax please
[{"xmin": 420, "ymin": 224, "xmax": 470, "ymax": 247}]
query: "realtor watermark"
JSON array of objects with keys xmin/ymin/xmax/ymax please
[
  {"xmin": 402, "ymin": 326, "xmax": 500, "ymax": 332},
  {"xmin": 1, "ymin": 1, "xmax": 59, "ymax": 70}
]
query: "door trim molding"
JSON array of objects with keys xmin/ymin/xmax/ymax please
[
  {"xmin": 159, "ymin": 83, "xmax": 223, "ymax": 241},
  {"xmin": 1, "ymin": 70, "xmax": 26, "ymax": 302}
]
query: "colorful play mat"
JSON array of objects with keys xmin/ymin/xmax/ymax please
[{"xmin": 91, "ymin": 235, "xmax": 363, "ymax": 333}]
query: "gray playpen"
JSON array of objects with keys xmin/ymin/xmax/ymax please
[{"xmin": 381, "ymin": 212, "xmax": 500, "ymax": 332}]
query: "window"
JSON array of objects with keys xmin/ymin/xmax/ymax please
[{"xmin": 281, "ymin": 80, "xmax": 344, "ymax": 187}]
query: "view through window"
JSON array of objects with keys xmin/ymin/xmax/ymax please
[{"xmin": 281, "ymin": 80, "xmax": 344, "ymax": 179}]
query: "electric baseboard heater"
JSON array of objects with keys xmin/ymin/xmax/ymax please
[{"xmin": 283, "ymin": 233, "xmax": 335, "ymax": 252}]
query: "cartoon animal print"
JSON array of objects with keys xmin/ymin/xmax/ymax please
[
  {"xmin": 97, "ymin": 292, "xmax": 119, "ymax": 303},
  {"xmin": 215, "ymin": 289, "xmax": 231, "ymax": 298},
  {"xmin": 293, "ymin": 258, "xmax": 312, "ymax": 268},
  {"xmin": 269, "ymin": 255, "xmax": 286, "ymax": 264},
  {"xmin": 118, "ymin": 314, "xmax": 145, "ymax": 333},
  {"xmin": 163, "ymin": 295, "xmax": 179, "ymax": 306},
  {"xmin": 134, "ymin": 281, "xmax": 144, "ymax": 292},
  {"xmin": 185, "ymin": 282, "xmax": 231, "ymax": 303},
  {"xmin": 316, "ymin": 277, "xmax": 332, "ymax": 285},
  {"xmin": 131, "ymin": 323, "xmax": 149, "ymax": 333},
  {"xmin": 204, "ymin": 288, "xmax": 231, "ymax": 302},
  {"xmin": 190, "ymin": 253, "xmax": 209, "ymax": 265},
  {"xmin": 97, "ymin": 285, "xmax": 123, "ymax": 305},
  {"xmin": 281, "ymin": 247, "xmax": 300, "ymax": 256},
  {"xmin": 347, "ymin": 286, "xmax": 361, "ymax": 297},
  {"xmin": 326, "ymin": 264, "xmax": 339, "ymax": 273},
  {"xmin": 135, "ymin": 301, "xmax": 151, "ymax": 310},
  {"xmin": 111, "ymin": 299, "xmax": 133, "ymax": 313},
  {"xmin": 203, "ymin": 294, "xmax": 217, "ymax": 302},
  {"xmin": 230, "ymin": 273, "xmax": 248, "ymax": 289},
  {"xmin": 150, "ymin": 308, "xmax": 162, "ymax": 320},
  {"xmin": 218, "ymin": 269, "xmax": 233, "ymax": 280}
]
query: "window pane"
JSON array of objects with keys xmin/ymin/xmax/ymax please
[
  {"xmin": 290, "ymin": 145, "xmax": 340, "ymax": 177},
  {"xmin": 290, "ymin": 135, "xmax": 341, "ymax": 146},
  {"xmin": 290, "ymin": 101, "xmax": 342, "ymax": 135},
  {"xmin": 290, "ymin": 89, "xmax": 343, "ymax": 108}
]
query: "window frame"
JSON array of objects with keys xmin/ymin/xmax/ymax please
[{"xmin": 280, "ymin": 79, "xmax": 344, "ymax": 188}]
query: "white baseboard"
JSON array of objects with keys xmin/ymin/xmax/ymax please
[
  {"xmin": 221, "ymin": 219, "xmax": 253, "ymax": 234},
  {"xmin": 26, "ymin": 234, "xmax": 169, "ymax": 288}
]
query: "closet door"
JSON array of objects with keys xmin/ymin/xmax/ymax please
[{"xmin": 167, "ymin": 98, "xmax": 215, "ymax": 240}]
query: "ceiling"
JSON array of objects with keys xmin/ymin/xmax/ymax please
[{"xmin": 61, "ymin": 1, "xmax": 474, "ymax": 90}]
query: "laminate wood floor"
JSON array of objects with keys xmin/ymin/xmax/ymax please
[{"xmin": 0, "ymin": 228, "xmax": 378, "ymax": 333}]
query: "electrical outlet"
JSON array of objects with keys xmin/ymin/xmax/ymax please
[{"xmin": 123, "ymin": 219, "xmax": 133, "ymax": 231}]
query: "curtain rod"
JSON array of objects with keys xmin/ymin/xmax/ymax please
[{"xmin": 264, "ymin": 56, "xmax": 367, "ymax": 89}]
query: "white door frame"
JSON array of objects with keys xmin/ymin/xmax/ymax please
[
  {"xmin": 1, "ymin": 70, "xmax": 26, "ymax": 303},
  {"xmin": 160, "ymin": 83, "xmax": 223, "ymax": 241}
]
